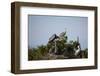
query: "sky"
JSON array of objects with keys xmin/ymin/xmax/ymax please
[{"xmin": 28, "ymin": 15, "xmax": 88, "ymax": 50}]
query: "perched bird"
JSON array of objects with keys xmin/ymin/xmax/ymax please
[
  {"xmin": 49, "ymin": 34, "xmax": 59, "ymax": 43},
  {"xmin": 74, "ymin": 37, "xmax": 81, "ymax": 56},
  {"xmin": 59, "ymin": 28, "xmax": 67, "ymax": 38}
]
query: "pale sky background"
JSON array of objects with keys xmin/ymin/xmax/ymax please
[{"xmin": 28, "ymin": 15, "xmax": 88, "ymax": 50}]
